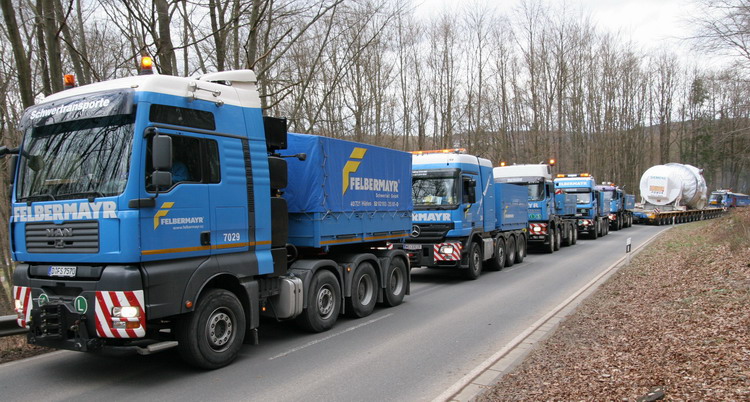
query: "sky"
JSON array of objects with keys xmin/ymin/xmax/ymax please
[{"xmin": 416, "ymin": 0, "xmax": 709, "ymax": 63}]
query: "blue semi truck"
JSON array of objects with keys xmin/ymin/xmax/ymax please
[
  {"xmin": 709, "ymin": 190, "xmax": 750, "ymax": 208},
  {"xmin": 554, "ymin": 174, "xmax": 610, "ymax": 239},
  {"xmin": 595, "ymin": 183, "xmax": 635, "ymax": 230},
  {"xmin": 5, "ymin": 66, "xmax": 412, "ymax": 369},
  {"xmin": 404, "ymin": 150, "xmax": 528, "ymax": 279},
  {"xmin": 493, "ymin": 163, "xmax": 578, "ymax": 253}
]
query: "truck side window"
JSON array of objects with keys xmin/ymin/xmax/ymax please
[
  {"xmin": 145, "ymin": 135, "xmax": 221, "ymax": 191},
  {"xmin": 150, "ymin": 104, "xmax": 216, "ymax": 131}
]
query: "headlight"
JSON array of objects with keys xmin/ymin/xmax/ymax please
[
  {"xmin": 112, "ymin": 306, "xmax": 141, "ymax": 318},
  {"xmin": 532, "ymin": 226, "xmax": 542, "ymax": 233},
  {"xmin": 439, "ymin": 245, "xmax": 455, "ymax": 254},
  {"xmin": 14, "ymin": 299, "xmax": 22, "ymax": 310}
]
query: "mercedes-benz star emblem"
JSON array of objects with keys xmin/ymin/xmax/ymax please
[{"xmin": 410, "ymin": 225, "xmax": 421, "ymax": 238}]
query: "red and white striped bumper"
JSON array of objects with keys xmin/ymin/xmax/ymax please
[
  {"xmin": 13, "ymin": 286, "xmax": 32, "ymax": 329},
  {"xmin": 529, "ymin": 223, "xmax": 548, "ymax": 235},
  {"xmin": 433, "ymin": 242, "xmax": 462, "ymax": 262},
  {"xmin": 95, "ymin": 290, "xmax": 146, "ymax": 338}
]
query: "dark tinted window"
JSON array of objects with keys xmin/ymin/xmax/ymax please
[
  {"xmin": 150, "ymin": 104, "xmax": 216, "ymax": 131},
  {"xmin": 146, "ymin": 134, "xmax": 221, "ymax": 191}
]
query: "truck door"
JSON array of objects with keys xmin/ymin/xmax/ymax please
[
  {"xmin": 462, "ymin": 175, "xmax": 478, "ymax": 228},
  {"xmin": 139, "ymin": 130, "xmax": 212, "ymax": 261}
]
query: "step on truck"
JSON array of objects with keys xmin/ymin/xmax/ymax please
[
  {"xmin": 596, "ymin": 182, "xmax": 635, "ymax": 231},
  {"xmin": 554, "ymin": 173, "xmax": 610, "ymax": 239},
  {"xmin": 493, "ymin": 163, "xmax": 578, "ymax": 253},
  {"xmin": 5, "ymin": 63, "xmax": 413, "ymax": 369},
  {"xmin": 633, "ymin": 163, "xmax": 723, "ymax": 224},
  {"xmin": 403, "ymin": 149, "xmax": 528, "ymax": 279}
]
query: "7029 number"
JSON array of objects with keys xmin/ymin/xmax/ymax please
[{"xmin": 223, "ymin": 232, "xmax": 241, "ymax": 242}]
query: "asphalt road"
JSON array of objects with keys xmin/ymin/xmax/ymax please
[{"xmin": 0, "ymin": 224, "xmax": 666, "ymax": 402}]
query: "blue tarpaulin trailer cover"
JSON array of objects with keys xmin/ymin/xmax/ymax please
[{"xmin": 280, "ymin": 133, "xmax": 412, "ymax": 247}]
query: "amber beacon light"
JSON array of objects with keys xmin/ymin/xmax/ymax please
[{"xmin": 139, "ymin": 56, "xmax": 154, "ymax": 75}]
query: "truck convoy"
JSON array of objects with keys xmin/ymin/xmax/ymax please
[
  {"xmin": 708, "ymin": 190, "xmax": 750, "ymax": 208},
  {"xmin": 405, "ymin": 150, "xmax": 528, "ymax": 279},
  {"xmin": 634, "ymin": 163, "xmax": 723, "ymax": 224},
  {"xmin": 554, "ymin": 173, "xmax": 610, "ymax": 239},
  {"xmin": 595, "ymin": 183, "xmax": 635, "ymax": 231},
  {"xmin": 493, "ymin": 163, "xmax": 578, "ymax": 253},
  {"xmin": 6, "ymin": 65, "xmax": 413, "ymax": 369}
]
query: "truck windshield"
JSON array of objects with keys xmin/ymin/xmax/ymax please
[
  {"xmin": 16, "ymin": 114, "xmax": 134, "ymax": 202},
  {"xmin": 708, "ymin": 194, "xmax": 723, "ymax": 204},
  {"xmin": 561, "ymin": 188, "xmax": 592, "ymax": 204},
  {"xmin": 526, "ymin": 183, "xmax": 544, "ymax": 201},
  {"xmin": 412, "ymin": 177, "xmax": 458, "ymax": 209}
]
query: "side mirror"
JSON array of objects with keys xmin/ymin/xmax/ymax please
[
  {"xmin": 152, "ymin": 134, "xmax": 173, "ymax": 171},
  {"xmin": 152, "ymin": 171, "xmax": 172, "ymax": 188}
]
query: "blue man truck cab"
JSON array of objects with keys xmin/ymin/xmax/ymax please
[
  {"xmin": 596, "ymin": 183, "xmax": 634, "ymax": 230},
  {"xmin": 493, "ymin": 164, "xmax": 578, "ymax": 253},
  {"xmin": 5, "ymin": 67, "xmax": 412, "ymax": 369},
  {"xmin": 554, "ymin": 174, "xmax": 609, "ymax": 239},
  {"xmin": 404, "ymin": 150, "xmax": 527, "ymax": 279}
]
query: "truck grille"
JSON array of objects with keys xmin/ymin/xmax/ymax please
[
  {"xmin": 408, "ymin": 223, "xmax": 454, "ymax": 242},
  {"xmin": 26, "ymin": 221, "xmax": 100, "ymax": 253}
]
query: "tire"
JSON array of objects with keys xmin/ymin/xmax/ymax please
[
  {"xmin": 572, "ymin": 227, "xmax": 578, "ymax": 245},
  {"xmin": 297, "ymin": 270, "xmax": 341, "ymax": 332},
  {"xmin": 346, "ymin": 262, "xmax": 379, "ymax": 318},
  {"xmin": 590, "ymin": 222, "xmax": 599, "ymax": 240},
  {"xmin": 486, "ymin": 237, "xmax": 506, "ymax": 272},
  {"xmin": 505, "ymin": 236, "xmax": 516, "ymax": 267},
  {"xmin": 463, "ymin": 241, "xmax": 483, "ymax": 280},
  {"xmin": 553, "ymin": 227, "xmax": 561, "ymax": 251},
  {"xmin": 515, "ymin": 234, "xmax": 526, "ymax": 263},
  {"xmin": 562, "ymin": 225, "xmax": 572, "ymax": 247},
  {"xmin": 176, "ymin": 289, "xmax": 246, "ymax": 370},
  {"xmin": 545, "ymin": 228, "xmax": 555, "ymax": 254},
  {"xmin": 383, "ymin": 258, "xmax": 408, "ymax": 307}
]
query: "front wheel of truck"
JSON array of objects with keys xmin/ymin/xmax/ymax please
[
  {"xmin": 177, "ymin": 288, "xmax": 246, "ymax": 370},
  {"xmin": 383, "ymin": 258, "xmax": 408, "ymax": 307},
  {"xmin": 463, "ymin": 241, "xmax": 483, "ymax": 280},
  {"xmin": 297, "ymin": 270, "xmax": 341, "ymax": 332}
]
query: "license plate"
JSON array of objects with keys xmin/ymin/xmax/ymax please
[
  {"xmin": 403, "ymin": 244, "xmax": 421, "ymax": 250},
  {"xmin": 48, "ymin": 266, "xmax": 76, "ymax": 277}
]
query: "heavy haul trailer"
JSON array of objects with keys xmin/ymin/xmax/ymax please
[
  {"xmin": 554, "ymin": 174, "xmax": 610, "ymax": 239},
  {"xmin": 6, "ymin": 65, "xmax": 412, "ymax": 369},
  {"xmin": 595, "ymin": 183, "xmax": 634, "ymax": 231},
  {"xmin": 633, "ymin": 163, "xmax": 723, "ymax": 225},
  {"xmin": 404, "ymin": 150, "xmax": 528, "ymax": 280},
  {"xmin": 493, "ymin": 163, "xmax": 578, "ymax": 253}
]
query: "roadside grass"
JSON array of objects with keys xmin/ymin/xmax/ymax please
[{"xmin": 482, "ymin": 209, "xmax": 750, "ymax": 400}]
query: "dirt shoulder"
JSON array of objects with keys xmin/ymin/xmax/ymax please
[{"xmin": 481, "ymin": 209, "xmax": 750, "ymax": 400}]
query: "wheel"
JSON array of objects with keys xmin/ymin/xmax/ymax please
[
  {"xmin": 553, "ymin": 227, "xmax": 561, "ymax": 250},
  {"xmin": 486, "ymin": 237, "xmax": 506, "ymax": 272},
  {"xmin": 603, "ymin": 221, "xmax": 609, "ymax": 235},
  {"xmin": 515, "ymin": 234, "xmax": 526, "ymax": 263},
  {"xmin": 383, "ymin": 258, "xmax": 408, "ymax": 307},
  {"xmin": 545, "ymin": 228, "xmax": 555, "ymax": 253},
  {"xmin": 505, "ymin": 236, "xmax": 516, "ymax": 267},
  {"xmin": 176, "ymin": 289, "xmax": 246, "ymax": 370},
  {"xmin": 590, "ymin": 222, "xmax": 599, "ymax": 240},
  {"xmin": 572, "ymin": 227, "xmax": 578, "ymax": 245},
  {"xmin": 562, "ymin": 225, "xmax": 572, "ymax": 247},
  {"xmin": 463, "ymin": 241, "xmax": 483, "ymax": 280},
  {"xmin": 297, "ymin": 270, "xmax": 341, "ymax": 332},
  {"xmin": 346, "ymin": 262, "xmax": 379, "ymax": 318}
]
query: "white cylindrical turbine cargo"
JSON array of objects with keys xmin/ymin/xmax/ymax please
[{"xmin": 639, "ymin": 163, "xmax": 708, "ymax": 209}]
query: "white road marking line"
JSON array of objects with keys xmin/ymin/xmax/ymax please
[{"xmin": 268, "ymin": 313, "xmax": 394, "ymax": 360}]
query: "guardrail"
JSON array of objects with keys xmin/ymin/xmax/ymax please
[{"xmin": 0, "ymin": 314, "xmax": 26, "ymax": 337}]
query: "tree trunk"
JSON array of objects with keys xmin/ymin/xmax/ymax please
[{"xmin": 1, "ymin": 0, "xmax": 35, "ymax": 107}]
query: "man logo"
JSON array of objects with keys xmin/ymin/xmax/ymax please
[
  {"xmin": 411, "ymin": 225, "xmax": 421, "ymax": 238},
  {"xmin": 342, "ymin": 147, "xmax": 367, "ymax": 195}
]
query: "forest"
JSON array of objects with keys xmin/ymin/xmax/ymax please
[{"xmin": 1, "ymin": 0, "xmax": 749, "ymax": 302}]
